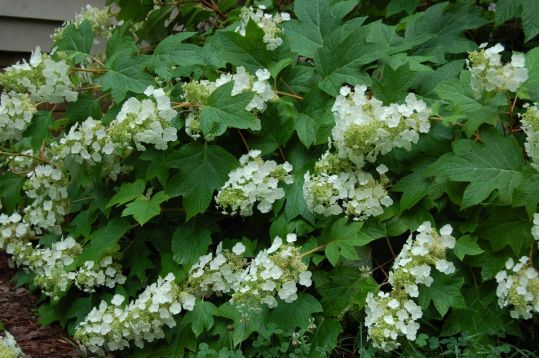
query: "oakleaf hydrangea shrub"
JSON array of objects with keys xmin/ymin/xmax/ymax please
[{"xmin": 0, "ymin": 0, "xmax": 539, "ymax": 356}]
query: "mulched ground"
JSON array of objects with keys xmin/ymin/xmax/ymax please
[{"xmin": 0, "ymin": 253, "xmax": 82, "ymax": 358}]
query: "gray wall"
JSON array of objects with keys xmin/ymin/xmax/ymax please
[{"xmin": 0, "ymin": 0, "xmax": 106, "ymax": 53}]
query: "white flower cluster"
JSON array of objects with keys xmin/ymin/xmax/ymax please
[
  {"xmin": 532, "ymin": 213, "xmax": 539, "ymax": 247},
  {"xmin": 235, "ymin": 5, "xmax": 290, "ymax": 50},
  {"xmin": 189, "ymin": 235, "xmax": 311, "ymax": 311},
  {"xmin": 6, "ymin": 235, "xmax": 125, "ymax": 301},
  {"xmin": 467, "ymin": 43, "xmax": 528, "ymax": 97},
  {"xmin": 332, "ymin": 85, "xmax": 431, "ymax": 167},
  {"xmin": 22, "ymin": 165, "xmax": 69, "ymax": 234},
  {"xmin": 0, "ymin": 47, "xmax": 78, "ymax": 104},
  {"xmin": 51, "ymin": 117, "xmax": 116, "ymax": 165},
  {"xmin": 215, "ymin": 150, "xmax": 293, "ymax": 216},
  {"xmin": 108, "ymin": 86, "xmax": 178, "ymax": 152},
  {"xmin": 0, "ymin": 92, "xmax": 37, "ymax": 143},
  {"xmin": 304, "ymin": 152, "xmax": 392, "ymax": 220},
  {"xmin": 52, "ymin": 5, "xmax": 116, "ymax": 42},
  {"xmin": 182, "ymin": 67, "xmax": 276, "ymax": 140},
  {"xmin": 389, "ymin": 222, "xmax": 456, "ymax": 296},
  {"xmin": 364, "ymin": 291, "xmax": 423, "ymax": 352},
  {"xmin": 74, "ymin": 273, "xmax": 195, "ymax": 353},
  {"xmin": 496, "ymin": 256, "xmax": 539, "ymax": 319},
  {"xmin": 0, "ymin": 212, "xmax": 33, "ymax": 248},
  {"xmin": 0, "ymin": 330, "xmax": 24, "ymax": 358},
  {"xmin": 520, "ymin": 104, "xmax": 539, "ymax": 172},
  {"xmin": 365, "ymin": 222, "xmax": 456, "ymax": 351},
  {"xmin": 74, "ymin": 256, "xmax": 127, "ymax": 293},
  {"xmin": 232, "ymin": 234, "xmax": 312, "ymax": 309},
  {"xmin": 188, "ymin": 242, "xmax": 249, "ymax": 296}
]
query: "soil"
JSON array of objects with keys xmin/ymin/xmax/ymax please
[{"xmin": 0, "ymin": 253, "xmax": 82, "ymax": 358}]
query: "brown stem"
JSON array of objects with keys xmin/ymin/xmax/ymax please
[
  {"xmin": 274, "ymin": 90, "xmax": 304, "ymax": 100},
  {"xmin": 299, "ymin": 244, "xmax": 327, "ymax": 258},
  {"xmin": 0, "ymin": 150, "xmax": 49, "ymax": 164},
  {"xmin": 70, "ymin": 67, "xmax": 107, "ymax": 74},
  {"xmin": 172, "ymin": 102, "xmax": 202, "ymax": 109},
  {"xmin": 236, "ymin": 129, "xmax": 250, "ymax": 152}
]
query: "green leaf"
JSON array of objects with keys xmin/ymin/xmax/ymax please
[
  {"xmin": 434, "ymin": 72, "xmax": 505, "ymax": 134},
  {"xmin": 392, "ymin": 161, "xmax": 435, "ymax": 211},
  {"xmin": 64, "ymin": 93, "xmax": 101, "ymax": 125},
  {"xmin": 283, "ymin": 0, "xmax": 359, "ymax": 58},
  {"xmin": 71, "ymin": 218, "xmax": 131, "ymax": 268},
  {"xmin": 106, "ymin": 179, "xmax": 146, "ymax": 208},
  {"xmin": 25, "ymin": 111, "xmax": 54, "ymax": 151},
  {"xmin": 171, "ymin": 223, "xmax": 212, "ymax": 268},
  {"xmin": 314, "ymin": 26, "xmax": 382, "ymax": 96},
  {"xmin": 428, "ymin": 128, "xmax": 524, "ymax": 208},
  {"xmin": 522, "ymin": 0, "xmax": 539, "ymax": 42},
  {"xmin": 454, "ymin": 235, "xmax": 484, "ymax": 260},
  {"xmin": 308, "ymin": 318, "xmax": 342, "ymax": 357},
  {"xmin": 477, "ymin": 207, "xmax": 533, "ymax": 254},
  {"xmin": 150, "ymin": 32, "xmax": 202, "ymax": 79},
  {"xmin": 405, "ymin": 2, "xmax": 487, "ymax": 62},
  {"xmin": 294, "ymin": 89, "xmax": 334, "ymax": 148},
  {"xmin": 211, "ymin": 21, "xmax": 275, "ymax": 72},
  {"xmin": 199, "ymin": 81, "xmax": 258, "ymax": 137},
  {"xmin": 122, "ymin": 191, "xmax": 168, "ymax": 226},
  {"xmin": 513, "ymin": 166, "xmax": 539, "ymax": 217},
  {"xmin": 372, "ymin": 63, "xmax": 415, "ymax": 105},
  {"xmin": 55, "ymin": 20, "xmax": 93, "ymax": 63},
  {"xmin": 0, "ymin": 173, "xmax": 23, "ymax": 212},
  {"xmin": 495, "ymin": 0, "xmax": 522, "ymax": 26},
  {"xmin": 386, "ymin": 0, "xmax": 420, "ymax": 16},
  {"xmin": 321, "ymin": 218, "xmax": 375, "ymax": 266},
  {"xmin": 183, "ymin": 300, "xmax": 217, "ymax": 337},
  {"xmin": 97, "ymin": 49, "xmax": 154, "ymax": 102},
  {"xmin": 268, "ymin": 293, "xmax": 323, "ymax": 330},
  {"xmin": 317, "ymin": 267, "xmax": 378, "ymax": 316},
  {"xmin": 418, "ymin": 273, "xmax": 466, "ymax": 317},
  {"xmin": 522, "ymin": 47, "xmax": 539, "ymax": 102},
  {"xmin": 165, "ymin": 143, "xmax": 238, "ymax": 219}
]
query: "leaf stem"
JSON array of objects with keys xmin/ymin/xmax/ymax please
[
  {"xmin": 0, "ymin": 150, "xmax": 49, "ymax": 164},
  {"xmin": 236, "ymin": 129, "xmax": 250, "ymax": 152},
  {"xmin": 300, "ymin": 244, "xmax": 326, "ymax": 258},
  {"xmin": 69, "ymin": 67, "xmax": 107, "ymax": 74},
  {"xmin": 274, "ymin": 90, "xmax": 304, "ymax": 100},
  {"xmin": 172, "ymin": 102, "xmax": 202, "ymax": 109}
]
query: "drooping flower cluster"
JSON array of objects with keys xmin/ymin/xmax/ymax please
[
  {"xmin": 6, "ymin": 236, "xmax": 125, "ymax": 301},
  {"xmin": 74, "ymin": 233, "xmax": 309, "ymax": 353},
  {"xmin": 0, "ymin": 47, "xmax": 78, "ymax": 104},
  {"xmin": 0, "ymin": 213, "xmax": 34, "ymax": 250},
  {"xmin": 495, "ymin": 256, "xmax": 539, "ymax": 319},
  {"xmin": 22, "ymin": 165, "xmax": 69, "ymax": 234},
  {"xmin": 215, "ymin": 150, "xmax": 293, "ymax": 216},
  {"xmin": 0, "ymin": 330, "xmax": 24, "ymax": 358},
  {"xmin": 389, "ymin": 222, "xmax": 456, "ymax": 297},
  {"xmin": 520, "ymin": 104, "xmax": 539, "ymax": 172},
  {"xmin": 0, "ymin": 92, "xmax": 37, "ymax": 143},
  {"xmin": 232, "ymin": 234, "xmax": 312, "ymax": 309},
  {"xmin": 235, "ymin": 5, "xmax": 290, "ymax": 50},
  {"xmin": 74, "ymin": 273, "xmax": 195, "ymax": 353},
  {"xmin": 303, "ymin": 152, "xmax": 392, "ymax": 220},
  {"xmin": 108, "ymin": 86, "xmax": 178, "ymax": 152},
  {"xmin": 51, "ymin": 117, "xmax": 116, "ymax": 165},
  {"xmin": 365, "ymin": 222, "xmax": 456, "ymax": 351},
  {"xmin": 188, "ymin": 235, "xmax": 311, "ymax": 310},
  {"xmin": 182, "ymin": 67, "xmax": 276, "ymax": 140},
  {"xmin": 52, "ymin": 5, "xmax": 116, "ymax": 42},
  {"xmin": 532, "ymin": 213, "xmax": 539, "ymax": 247},
  {"xmin": 73, "ymin": 256, "xmax": 127, "ymax": 293},
  {"xmin": 331, "ymin": 85, "xmax": 431, "ymax": 167},
  {"xmin": 364, "ymin": 291, "xmax": 423, "ymax": 352},
  {"xmin": 467, "ymin": 43, "xmax": 528, "ymax": 97}
]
